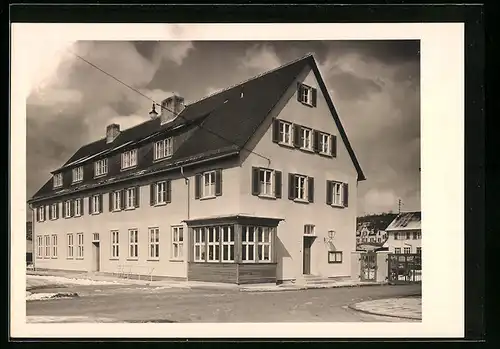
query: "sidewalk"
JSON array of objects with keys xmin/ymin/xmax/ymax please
[
  {"xmin": 26, "ymin": 269, "xmax": 388, "ymax": 293},
  {"xmin": 348, "ymin": 296, "xmax": 422, "ymax": 320}
]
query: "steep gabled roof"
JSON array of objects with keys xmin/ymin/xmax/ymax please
[
  {"xmin": 29, "ymin": 53, "xmax": 365, "ymax": 202},
  {"xmin": 385, "ymin": 211, "xmax": 421, "ymax": 231}
]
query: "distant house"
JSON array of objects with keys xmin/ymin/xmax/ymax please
[
  {"xmin": 26, "ymin": 221, "xmax": 33, "ymax": 265},
  {"xmin": 385, "ymin": 211, "xmax": 421, "ymax": 254}
]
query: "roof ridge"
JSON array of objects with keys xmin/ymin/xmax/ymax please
[{"xmin": 186, "ymin": 53, "xmax": 314, "ymax": 106}]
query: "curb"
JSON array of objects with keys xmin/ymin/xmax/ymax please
[
  {"xmin": 347, "ymin": 299, "xmax": 422, "ymax": 321},
  {"xmin": 239, "ymin": 282, "xmax": 389, "ymax": 293}
]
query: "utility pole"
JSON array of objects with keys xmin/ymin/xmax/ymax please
[{"xmin": 398, "ymin": 199, "xmax": 402, "ymax": 214}]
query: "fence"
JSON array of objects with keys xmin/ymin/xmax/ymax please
[
  {"xmin": 387, "ymin": 253, "xmax": 422, "ymax": 284},
  {"xmin": 114, "ymin": 265, "xmax": 156, "ymax": 282}
]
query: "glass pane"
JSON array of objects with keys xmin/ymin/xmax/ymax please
[
  {"xmin": 248, "ymin": 227, "xmax": 254, "ymax": 242},
  {"xmin": 242, "ymin": 227, "xmax": 247, "ymax": 242},
  {"xmin": 179, "ymin": 228, "xmax": 183, "ymax": 242},
  {"xmin": 264, "ymin": 246, "xmax": 270, "ymax": 260},
  {"xmin": 223, "ymin": 227, "xmax": 228, "ymax": 242},
  {"xmin": 257, "ymin": 227, "xmax": 263, "ymax": 242},
  {"xmin": 195, "ymin": 245, "xmax": 200, "ymax": 260},
  {"xmin": 230, "ymin": 227, "xmax": 234, "ymax": 242},
  {"xmin": 179, "ymin": 244, "xmax": 183, "ymax": 258},
  {"xmin": 230, "ymin": 245, "xmax": 234, "ymax": 261},
  {"xmin": 223, "ymin": 245, "xmax": 228, "ymax": 261},
  {"xmin": 248, "ymin": 245, "xmax": 254, "ymax": 261},
  {"xmin": 215, "ymin": 245, "xmax": 220, "ymax": 261},
  {"xmin": 155, "ymin": 245, "xmax": 159, "ymax": 258},
  {"xmin": 215, "ymin": 227, "xmax": 220, "ymax": 242},
  {"xmin": 242, "ymin": 246, "xmax": 247, "ymax": 260},
  {"xmin": 258, "ymin": 245, "xmax": 263, "ymax": 260},
  {"xmin": 209, "ymin": 228, "xmax": 214, "ymax": 242},
  {"xmin": 195, "ymin": 229, "xmax": 200, "ymax": 243}
]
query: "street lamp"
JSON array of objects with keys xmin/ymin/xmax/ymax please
[{"xmin": 149, "ymin": 103, "xmax": 159, "ymax": 119}]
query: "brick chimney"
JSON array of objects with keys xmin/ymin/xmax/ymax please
[
  {"xmin": 106, "ymin": 123, "xmax": 120, "ymax": 143},
  {"xmin": 160, "ymin": 94, "xmax": 185, "ymax": 125}
]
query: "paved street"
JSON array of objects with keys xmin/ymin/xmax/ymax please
[{"xmin": 27, "ymin": 283, "xmax": 421, "ymax": 323}]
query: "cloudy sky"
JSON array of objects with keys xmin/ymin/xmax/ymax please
[{"xmin": 26, "ymin": 40, "xmax": 420, "ymax": 217}]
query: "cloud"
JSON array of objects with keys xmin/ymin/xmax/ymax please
[
  {"xmin": 240, "ymin": 44, "xmax": 282, "ymax": 72},
  {"xmin": 27, "ymin": 88, "xmax": 83, "ymax": 107},
  {"xmin": 153, "ymin": 41, "xmax": 194, "ymax": 66},
  {"xmin": 362, "ymin": 189, "xmax": 399, "ymax": 214}
]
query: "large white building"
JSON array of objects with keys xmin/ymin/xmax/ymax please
[{"xmin": 384, "ymin": 211, "xmax": 421, "ymax": 254}]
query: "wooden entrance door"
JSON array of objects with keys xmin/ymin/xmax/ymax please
[
  {"xmin": 303, "ymin": 237, "xmax": 313, "ymax": 275},
  {"xmin": 92, "ymin": 242, "xmax": 100, "ymax": 272}
]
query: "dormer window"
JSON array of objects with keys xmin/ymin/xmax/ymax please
[
  {"xmin": 72, "ymin": 166, "xmax": 83, "ymax": 183},
  {"xmin": 122, "ymin": 149, "xmax": 137, "ymax": 170},
  {"xmin": 154, "ymin": 137, "xmax": 173, "ymax": 161},
  {"xmin": 53, "ymin": 173, "xmax": 63, "ymax": 188},
  {"xmin": 297, "ymin": 83, "xmax": 317, "ymax": 107},
  {"xmin": 94, "ymin": 158, "xmax": 108, "ymax": 177}
]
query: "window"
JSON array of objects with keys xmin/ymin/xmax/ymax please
[
  {"xmin": 67, "ymin": 234, "xmax": 74, "ymax": 258},
  {"xmin": 51, "ymin": 234, "xmax": 58, "ymax": 258},
  {"xmin": 112, "ymin": 191, "xmax": 122, "ymax": 211},
  {"xmin": 416, "ymin": 232, "xmax": 422, "ymax": 239},
  {"xmin": 294, "ymin": 175, "xmax": 307, "ymax": 200},
  {"xmin": 394, "ymin": 248, "xmax": 401, "ymax": 254},
  {"xmin": 154, "ymin": 138, "xmax": 173, "ymax": 160},
  {"xmin": 377, "ymin": 238, "xmax": 381, "ymax": 243},
  {"xmin": 319, "ymin": 133, "xmax": 331, "ymax": 155},
  {"xmin": 172, "ymin": 226, "xmax": 184, "ymax": 260},
  {"xmin": 148, "ymin": 227, "xmax": 160, "ymax": 259},
  {"xmin": 64, "ymin": 200, "xmax": 72, "ymax": 218},
  {"xmin": 111, "ymin": 231, "xmax": 119, "ymax": 258},
  {"xmin": 37, "ymin": 236, "xmax": 43, "ymax": 258},
  {"xmin": 241, "ymin": 226, "xmax": 255, "ymax": 262},
  {"xmin": 416, "ymin": 247, "xmax": 421, "ymax": 254},
  {"xmin": 328, "ymin": 251, "xmax": 343, "ymax": 263},
  {"xmin": 74, "ymin": 199, "xmax": 81, "ymax": 216},
  {"xmin": 221, "ymin": 226, "xmax": 234, "ymax": 262},
  {"xmin": 193, "ymin": 227, "xmax": 206, "ymax": 262},
  {"xmin": 44, "ymin": 235, "xmax": 51, "ymax": 258},
  {"xmin": 304, "ymin": 224, "xmax": 315, "ymax": 235},
  {"xmin": 332, "ymin": 182, "xmax": 343, "ymax": 206},
  {"xmin": 95, "ymin": 158, "xmax": 108, "ymax": 177},
  {"xmin": 404, "ymin": 247, "xmax": 411, "ymax": 254},
  {"xmin": 125, "ymin": 187, "xmax": 136, "ymax": 209},
  {"xmin": 394, "ymin": 233, "xmax": 399, "ymax": 240},
  {"xmin": 72, "ymin": 166, "xmax": 83, "ymax": 183},
  {"xmin": 53, "ymin": 173, "xmax": 63, "ymax": 188},
  {"xmin": 37, "ymin": 206, "xmax": 45, "ymax": 222},
  {"xmin": 128, "ymin": 229, "xmax": 138, "ymax": 259},
  {"xmin": 76, "ymin": 233, "xmax": 84, "ymax": 258},
  {"xmin": 259, "ymin": 169, "xmax": 273, "ymax": 196},
  {"xmin": 297, "ymin": 83, "xmax": 316, "ymax": 106},
  {"xmin": 50, "ymin": 203, "xmax": 58, "ymax": 220},
  {"xmin": 257, "ymin": 227, "xmax": 272, "ymax": 262},
  {"xmin": 91, "ymin": 195, "xmax": 101, "ymax": 214},
  {"xmin": 122, "ymin": 149, "xmax": 138, "ymax": 169},
  {"xmin": 300, "ymin": 127, "xmax": 313, "ymax": 151},
  {"xmin": 279, "ymin": 120, "xmax": 293, "ymax": 145},
  {"xmin": 406, "ymin": 232, "xmax": 411, "ymax": 240},
  {"xmin": 370, "ymin": 238, "xmax": 375, "ymax": 242},
  {"xmin": 156, "ymin": 181, "xmax": 166, "ymax": 204},
  {"xmin": 207, "ymin": 227, "xmax": 220, "ymax": 262},
  {"xmin": 202, "ymin": 171, "xmax": 216, "ymax": 198},
  {"xmin": 93, "ymin": 233, "xmax": 100, "ymax": 242}
]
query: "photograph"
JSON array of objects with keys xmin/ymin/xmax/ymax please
[{"xmin": 23, "ymin": 38, "xmax": 422, "ymax": 324}]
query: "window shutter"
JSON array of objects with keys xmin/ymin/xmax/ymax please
[
  {"xmin": 215, "ymin": 169, "xmax": 223, "ymax": 196},
  {"xmin": 275, "ymin": 171, "xmax": 282, "ymax": 199},
  {"xmin": 251, "ymin": 167, "xmax": 260, "ymax": 196},
  {"xmin": 36, "ymin": 207, "xmax": 40, "ymax": 222},
  {"xmin": 49, "ymin": 204, "xmax": 53, "ymax": 219},
  {"xmin": 45, "ymin": 205, "xmax": 48, "ymax": 220},
  {"xmin": 150, "ymin": 183, "xmax": 156, "ymax": 206},
  {"xmin": 109, "ymin": 192, "xmax": 113, "ymax": 211},
  {"xmin": 99, "ymin": 194, "xmax": 103, "ymax": 213},
  {"xmin": 80, "ymin": 199, "xmax": 84, "ymax": 216},
  {"xmin": 56, "ymin": 203, "xmax": 59, "ymax": 219},
  {"xmin": 120, "ymin": 189, "xmax": 125, "ymax": 209},
  {"xmin": 308, "ymin": 177, "xmax": 314, "ymax": 203},
  {"xmin": 312, "ymin": 88, "xmax": 317, "ymax": 107},
  {"xmin": 166, "ymin": 180, "xmax": 172, "ymax": 203},
  {"xmin": 313, "ymin": 130, "xmax": 320, "ymax": 153},
  {"xmin": 331, "ymin": 135, "xmax": 337, "ymax": 157},
  {"xmin": 288, "ymin": 173, "xmax": 295, "ymax": 200},
  {"xmin": 293, "ymin": 125, "xmax": 301, "ymax": 148},
  {"xmin": 326, "ymin": 180, "xmax": 333, "ymax": 205},
  {"xmin": 194, "ymin": 174, "xmax": 202, "ymax": 199},
  {"xmin": 343, "ymin": 183, "xmax": 349, "ymax": 207},
  {"xmin": 70, "ymin": 200, "xmax": 74, "ymax": 217},
  {"xmin": 135, "ymin": 187, "xmax": 140, "ymax": 207},
  {"xmin": 296, "ymin": 82, "xmax": 302, "ymax": 102},
  {"xmin": 88, "ymin": 196, "xmax": 92, "ymax": 214},
  {"xmin": 62, "ymin": 202, "xmax": 66, "ymax": 218},
  {"xmin": 272, "ymin": 119, "xmax": 280, "ymax": 143}
]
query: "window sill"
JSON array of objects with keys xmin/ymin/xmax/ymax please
[
  {"xmin": 112, "ymin": 209, "xmax": 122, "ymax": 213},
  {"xmin": 328, "ymin": 261, "xmax": 343, "ymax": 264},
  {"xmin": 127, "ymin": 258, "xmax": 139, "ymax": 261},
  {"xmin": 147, "ymin": 258, "xmax": 160, "ymax": 262},
  {"xmin": 124, "ymin": 207, "xmax": 136, "ymax": 211},
  {"xmin": 330, "ymin": 203, "xmax": 345, "ymax": 209},
  {"xmin": 76, "ymin": 258, "xmax": 84, "ymax": 260},
  {"xmin": 299, "ymin": 100, "xmax": 315, "ymax": 108},
  {"xmin": 200, "ymin": 196, "xmax": 216, "ymax": 201},
  {"xmin": 121, "ymin": 166, "xmax": 137, "ymax": 172},
  {"xmin": 277, "ymin": 142, "xmax": 294, "ymax": 148},
  {"xmin": 154, "ymin": 202, "xmax": 167, "ymax": 207},
  {"xmin": 94, "ymin": 174, "xmax": 107, "ymax": 179},
  {"xmin": 66, "ymin": 257, "xmax": 74, "ymax": 260},
  {"xmin": 90, "ymin": 212, "xmax": 101, "ymax": 216},
  {"xmin": 109, "ymin": 258, "xmax": 119, "ymax": 261},
  {"xmin": 293, "ymin": 198, "xmax": 309, "ymax": 204},
  {"xmin": 72, "ymin": 180, "xmax": 83, "ymax": 185},
  {"xmin": 153, "ymin": 156, "xmax": 173, "ymax": 163},
  {"xmin": 319, "ymin": 152, "xmax": 334, "ymax": 158},
  {"xmin": 51, "ymin": 257, "xmax": 58, "ymax": 259},
  {"xmin": 300, "ymin": 147, "xmax": 315, "ymax": 153},
  {"xmin": 169, "ymin": 259, "xmax": 184, "ymax": 263},
  {"xmin": 258, "ymin": 194, "xmax": 276, "ymax": 200}
]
